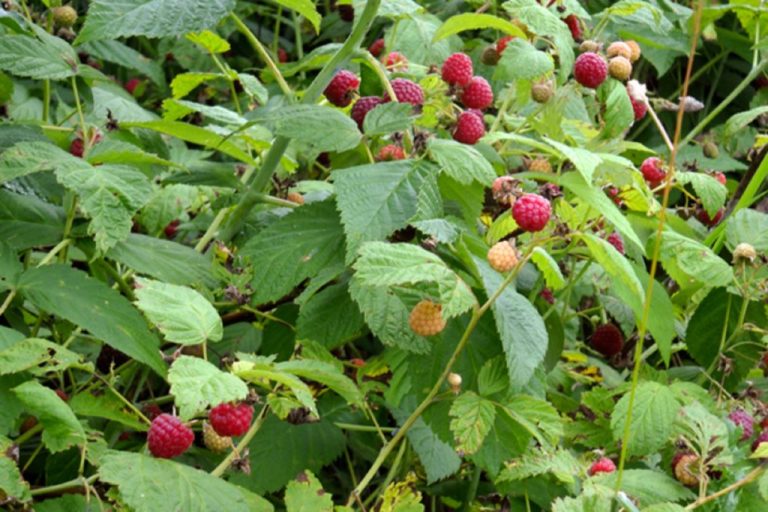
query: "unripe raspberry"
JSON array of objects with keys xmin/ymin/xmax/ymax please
[
  {"xmin": 607, "ymin": 232, "xmax": 625, "ymax": 255},
  {"xmin": 460, "ymin": 76, "xmax": 494, "ymax": 110},
  {"xmin": 696, "ymin": 208, "xmax": 724, "ymax": 227},
  {"xmin": 625, "ymin": 40, "xmax": 642, "ymax": 62},
  {"xmin": 324, "ymin": 70, "xmax": 360, "ymax": 107},
  {"xmin": 579, "ymin": 40, "xmax": 602, "ymax": 53},
  {"xmin": 369, "ymin": 38, "xmax": 385, "ymax": 58},
  {"xmin": 351, "ymin": 96, "xmax": 384, "ymax": 129},
  {"xmin": 574, "ymin": 52, "xmax": 608, "ymax": 89},
  {"xmin": 591, "ymin": 324, "xmax": 623, "ymax": 357},
  {"xmin": 408, "ymin": 300, "xmax": 446, "ymax": 337},
  {"xmin": 147, "ymin": 414, "xmax": 194, "ymax": 459},
  {"xmin": 531, "ymin": 80, "xmax": 554, "ymax": 103},
  {"xmin": 673, "ymin": 453, "xmax": 701, "ymax": 487},
  {"xmin": 287, "ymin": 191, "xmax": 304, "ymax": 205},
  {"xmin": 704, "ymin": 142, "xmax": 720, "ymax": 159},
  {"xmin": 376, "ymin": 144, "xmax": 406, "ymax": 161},
  {"xmin": 203, "ymin": 421, "xmax": 231, "ymax": 453},
  {"xmin": 384, "ymin": 78, "xmax": 424, "ymax": 107},
  {"xmin": 496, "ymin": 35, "xmax": 516, "ymax": 56},
  {"xmin": 640, "ymin": 157, "xmax": 665, "ymax": 187},
  {"xmin": 384, "ymin": 52, "xmax": 408, "ymax": 72},
  {"xmin": 488, "ymin": 241, "xmax": 519, "ymax": 272},
  {"xmin": 608, "ymin": 56, "xmax": 632, "ymax": 81},
  {"xmin": 606, "ymin": 42, "xmax": 633, "ymax": 60},
  {"xmin": 563, "ymin": 14, "xmax": 582, "ymax": 41},
  {"xmin": 512, "ymin": 193, "xmax": 551, "ymax": 232},
  {"xmin": 588, "ymin": 457, "xmax": 616, "ymax": 476},
  {"xmin": 481, "ymin": 45, "xmax": 501, "ymax": 66},
  {"xmin": 52, "ymin": 5, "xmax": 78, "ymax": 27},
  {"xmin": 492, "ymin": 176, "xmax": 516, "ymax": 206},
  {"xmin": 728, "ymin": 409, "xmax": 755, "ymax": 440},
  {"xmin": 733, "ymin": 243, "xmax": 757, "ymax": 263},
  {"xmin": 209, "ymin": 402, "xmax": 254, "ymax": 437},
  {"xmin": 441, "ymin": 53, "xmax": 474, "ymax": 87},
  {"xmin": 453, "ymin": 111, "xmax": 486, "ymax": 145},
  {"xmin": 447, "ymin": 372, "xmax": 462, "ymax": 394},
  {"xmin": 527, "ymin": 157, "xmax": 552, "ymax": 173}
]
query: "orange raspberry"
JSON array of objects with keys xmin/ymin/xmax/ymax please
[
  {"xmin": 408, "ymin": 300, "xmax": 446, "ymax": 336},
  {"xmin": 488, "ymin": 241, "xmax": 519, "ymax": 272}
]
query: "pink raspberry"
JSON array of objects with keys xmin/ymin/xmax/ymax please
[
  {"xmin": 369, "ymin": 38, "xmax": 385, "ymax": 58},
  {"xmin": 640, "ymin": 157, "xmax": 666, "ymax": 187},
  {"xmin": 377, "ymin": 144, "xmax": 406, "ymax": 161},
  {"xmin": 147, "ymin": 414, "xmax": 194, "ymax": 459},
  {"xmin": 563, "ymin": 15, "xmax": 582, "ymax": 41},
  {"xmin": 607, "ymin": 232, "xmax": 625, "ymax": 255},
  {"xmin": 453, "ymin": 111, "xmax": 486, "ymax": 144},
  {"xmin": 512, "ymin": 193, "xmax": 551, "ymax": 232},
  {"xmin": 124, "ymin": 78, "xmax": 141, "ymax": 95},
  {"xmin": 696, "ymin": 208, "xmax": 724, "ymax": 227},
  {"xmin": 209, "ymin": 402, "xmax": 254, "ymax": 437},
  {"xmin": 460, "ymin": 76, "xmax": 494, "ymax": 110},
  {"xmin": 574, "ymin": 52, "xmax": 608, "ymax": 89},
  {"xmin": 588, "ymin": 457, "xmax": 616, "ymax": 476},
  {"xmin": 351, "ymin": 96, "xmax": 384, "ymax": 129},
  {"xmin": 728, "ymin": 409, "xmax": 754, "ymax": 441},
  {"xmin": 384, "ymin": 78, "xmax": 424, "ymax": 107},
  {"xmin": 496, "ymin": 35, "xmax": 515, "ymax": 56},
  {"xmin": 324, "ymin": 70, "xmax": 360, "ymax": 107},
  {"xmin": 441, "ymin": 52, "xmax": 474, "ymax": 86},
  {"xmin": 384, "ymin": 51, "xmax": 408, "ymax": 71},
  {"xmin": 714, "ymin": 172, "xmax": 726, "ymax": 185},
  {"xmin": 628, "ymin": 89, "xmax": 647, "ymax": 120}
]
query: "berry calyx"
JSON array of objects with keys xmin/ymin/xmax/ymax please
[
  {"xmin": 384, "ymin": 78, "xmax": 424, "ymax": 107},
  {"xmin": 696, "ymin": 208, "xmax": 724, "ymax": 227},
  {"xmin": 591, "ymin": 324, "xmax": 624, "ymax": 358},
  {"xmin": 351, "ymin": 96, "xmax": 384, "ymax": 130},
  {"xmin": 488, "ymin": 241, "xmax": 519, "ymax": 272},
  {"xmin": 588, "ymin": 457, "xmax": 616, "ymax": 476},
  {"xmin": 369, "ymin": 38, "xmax": 385, "ymax": 58},
  {"xmin": 608, "ymin": 56, "xmax": 632, "ymax": 81},
  {"xmin": 453, "ymin": 111, "xmax": 486, "ymax": 145},
  {"xmin": 640, "ymin": 157, "xmax": 666, "ymax": 187},
  {"xmin": 607, "ymin": 232, "xmax": 625, "ymax": 255},
  {"xmin": 563, "ymin": 15, "xmax": 582, "ymax": 41},
  {"xmin": 52, "ymin": 5, "xmax": 78, "ymax": 27},
  {"xmin": 441, "ymin": 53, "xmax": 474, "ymax": 87},
  {"xmin": 203, "ymin": 421, "xmax": 231, "ymax": 453},
  {"xmin": 574, "ymin": 52, "xmax": 608, "ymax": 89},
  {"xmin": 512, "ymin": 193, "xmax": 551, "ymax": 232},
  {"xmin": 606, "ymin": 42, "xmax": 633, "ymax": 60},
  {"xmin": 673, "ymin": 453, "xmax": 701, "ymax": 487},
  {"xmin": 384, "ymin": 52, "xmax": 408, "ymax": 72},
  {"xmin": 209, "ymin": 402, "xmax": 254, "ymax": 437},
  {"xmin": 377, "ymin": 144, "xmax": 406, "ymax": 161},
  {"xmin": 460, "ymin": 76, "xmax": 494, "ymax": 110},
  {"xmin": 409, "ymin": 299, "xmax": 446, "ymax": 336},
  {"xmin": 728, "ymin": 409, "xmax": 755, "ymax": 441},
  {"xmin": 531, "ymin": 80, "xmax": 554, "ymax": 103},
  {"xmin": 324, "ymin": 70, "xmax": 360, "ymax": 108},
  {"xmin": 147, "ymin": 414, "xmax": 194, "ymax": 459}
]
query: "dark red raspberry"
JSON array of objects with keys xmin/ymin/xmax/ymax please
[
  {"xmin": 591, "ymin": 324, "xmax": 624, "ymax": 358},
  {"xmin": 540, "ymin": 288, "xmax": 555, "ymax": 304},
  {"xmin": 55, "ymin": 389, "xmax": 69, "ymax": 401},
  {"xmin": 574, "ymin": 52, "xmax": 608, "ymax": 89},
  {"xmin": 324, "ymin": 70, "xmax": 360, "ymax": 107},
  {"xmin": 496, "ymin": 35, "xmax": 515, "ymax": 56},
  {"xmin": 755, "ymin": 75, "xmax": 768, "ymax": 89},
  {"xmin": 369, "ymin": 38, "xmax": 385, "ymax": 58},
  {"xmin": 277, "ymin": 48, "xmax": 288, "ymax": 63},
  {"xmin": 696, "ymin": 208, "xmax": 724, "ymax": 227},
  {"xmin": 512, "ymin": 193, "xmax": 551, "ymax": 232},
  {"xmin": 640, "ymin": 157, "xmax": 665, "ymax": 187},
  {"xmin": 351, "ymin": 96, "xmax": 384, "ymax": 129},
  {"xmin": 563, "ymin": 14, "xmax": 582, "ymax": 41},
  {"xmin": 753, "ymin": 430, "xmax": 768, "ymax": 453},
  {"xmin": 377, "ymin": 144, "xmax": 406, "ymax": 161},
  {"xmin": 441, "ymin": 53, "xmax": 473, "ymax": 86},
  {"xmin": 384, "ymin": 51, "xmax": 408, "ymax": 71},
  {"xmin": 164, "ymin": 219, "xmax": 180, "ymax": 238},
  {"xmin": 147, "ymin": 414, "xmax": 194, "ymax": 459},
  {"xmin": 460, "ymin": 76, "xmax": 494, "ymax": 110},
  {"xmin": 453, "ymin": 111, "xmax": 486, "ymax": 144},
  {"xmin": 338, "ymin": 4, "xmax": 354, "ymax": 22},
  {"xmin": 70, "ymin": 138, "xmax": 84, "ymax": 158},
  {"xmin": 209, "ymin": 402, "xmax": 254, "ymax": 437},
  {"xmin": 728, "ymin": 409, "xmax": 754, "ymax": 441},
  {"xmin": 125, "ymin": 78, "xmax": 141, "ymax": 95},
  {"xmin": 607, "ymin": 232, "xmax": 625, "ymax": 255},
  {"xmin": 143, "ymin": 403, "xmax": 163, "ymax": 420},
  {"xmin": 588, "ymin": 457, "xmax": 616, "ymax": 476},
  {"xmin": 628, "ymin": 90, "xmax": 647, "ymax": 120},
  {"xmin": 384, "ymin": 78, "xmax": 424, "ymax": 107}
]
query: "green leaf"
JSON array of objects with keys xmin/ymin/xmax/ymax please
[
  {"xmin": 433, "ymin": 12, "xmax": 527, "ymax": 41},
  {"xmin": 495, "ymin": 38, "xmax": 554, "ymax": 81},
  {"xmin": 81, "ymin": 40, "xmax": 165, "ymax": 86},
  {"xmin": 0, "ymin": 338, "xmax": 90, "ymax": 376},
  {"xmin": 70, "ymin": 391, "xmax": 147, "ymax": 431},
  {"xmin": 171, "ymin": 72, "xmax": 224, "ymax": 99},
  {"xmin": 580, "ymin": 233, "xmax": 644, "ymax": 305},
  {"xmin": 18, "ymin": 265, "xmax": 166, "ymax": 377},
  {"xmin": 531, "ymin": 247, "xmax": 565, "ymax": 290},
  {"xmin": 100, "ymin": 451, "xmax": 273, "ymax": 512},
  {"xmin": 277, "ymin": 359, "xmax": 363, "ymax": 406},
  {"xmin": 476, "ymin": 258, "xmax": 548, "ymax": 390},
  {"xmin": 0, "ymin": 34, "xmax": 77, "ymax": 80},
  {"xmin": 594, "ymin": 470, "xmax": 694, "ymax": 506},
  {"xmin": 167, "ymin": 356, "xmax": 248, "ymax": 420},
  {"xmin": 241, "ymin": 200, "xmax": 346, "ymax": 305},
  {"xmin": 273, "ymin": 0, "xmax": 322, "ymax": 33},
  {"xmin": 653, "ymin": 229, "xmax": 734, "ymax": 288},
  {"xmin": 552, "ymin": 491, "xmax": 614, "ymax": 512},
  {"xmin": 545, "ymin": 138, "xmax": 602, "ymax": 183},
  {"xmin": 186, "ymin": 30, "xmax": 230, "ymax": 54},
  {"xmin": 497, "ymin": 447, "xmax": 581, "ymax": 485},
  {"xmin": 255, "ymin": 105, "xmax": 361, "ymax": 152},
  {"xmin": 237, "ymin": 73, "xmax": 268, "ymax": 105},
  {"xmin": 610, "ymin": 381, "xmax": 680, "ymax": 456},
  {"xmin": 0, "ymin": 241, "xmax": 21, "ymax": 291},
  {"xmin": 86, "ymin": 140, "xmax": 177, "ymax": 168},
  {"xmin": 234, "ymin": 361, "xmax": 318, "ymax": 417},
  {"xmin": 389, "ymin": 13, "xmax": 461, "ymax": 66},
  {"xmin": 676, "ymin": 172, "xmax": 727, "ymax": 218},
  {"xmin": 501, "ymin": 394, "xmax": 563, "ymax": 447},
  {"xmin": 601, "ymin": 79, "xmax": 634, "ymax": 138},
  {"xmin": 363, "ymin": 102, "xmax": 415, "ymax": 136},
  {"xmin": 0, "ymin": 456, "xmax": 30, "ymax": 502},
  {"xmin": 428, "ymin": 138, "xmax": 496, "ymax": 185},
  {"xmin": 0, "ymin": 190, "xmax": 65, "ymax": 250},
  {"xmin": 76, "ymin": 0, "xmax": 237, "ymax": 44},
  {"xmin": 284, "ymin": 471, "xmax": 333, "ymax": 512},
  {"xmin": 296, "ymin": 283, "xmax": 364, "ymax": 350},
  {"xmin": 449, "ymin": 391, "xmax": 496, "ymax": 454},
  {"xmin": 354, "ymin": 242, "xmax": 477, "ymax": 318},
  {"xmin": 0, "ymin": 141, "xmax": 88, "ymax": 185},
  {"xmin": 724, "ymin": 106, "xmax": 768, "ymax": 139},
  {"xmin": 134, "ymin": 278, "xmax": 222, "ymax": 345},
  {"xmin": 725, "ymin": 209, "xmax": 768, "ymax": 251},
  {"xmin": 13, "ymin": 381, "xmax": 86, "ymax": 453}
]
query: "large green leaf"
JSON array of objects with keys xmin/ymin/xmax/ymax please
[
  {"xmin": 100, "ymin": 451, "xmax": 273, "ymax": 512},
  {"xmin": 17, "ymin": 265, "xmax": 166, "ymax": 377},
  {"xmin": 581, "ymin": 233, "xmax": 644, "ymax": 306},
  {"xmin": 13, "ymin": 381, "xmax": 86, "ymax": 453},
  {"xmin": 676, "ymin": 172, "xmax": 727, "ymax": 217},
  {"xmin": 0, "ymin": 141, "xmax": 89, "ymax": 185},
  {"xmin": 273, "ymin": 0, "xmax": 321, "ymax": 32},
  {"xmin": 610, "ymin": 381, "xmax": 680, "ymax": 456},
  {"xmin": 363, "ymin": 102, "xmax": 415, "ymax": 136},
  {"xmin": 388, "ymin": 13, "xmax": 461, "ymax": 66},
  {"xmin": 0, "ymin": 338, "xmax": 90, "ymax": 376},
  {"xmin": 168, "ymin": 356, "xmax": 248, "ymax": 420},
  {"xmin": 428, "ymin": 138, "xmax": 495, "ymax": 185},
  {"xmin": 81, "ymin": 40, "xmax": 165, "ymax": 86},
  {"xmin": 0, "ymin": 190, "xmax": 65, "ymax": 250},
  {"xmin": 449, "ymin": 391, "xmax": 496, "ymax": 454},
  {"xmin": 594, "ymin": 470, "xmax": 694, "ymax": 507},
  {"xmin": 725, "ymin": 209, "xmax": 768, "ymax": 252},
  {"xmin": 277, "ymin": 359, "xmax": 363, "ymax": 406},
  {"xmin": 653, "ymin": 229, "xmax": 733, "ymax": 288},
  {"xmin": 296, "ymin": 283, "xmax": 364, "ymax": 350},
  {"xmin": 254, "ymin": 105, "xmax": 361, "ymax": 153},
  {"xmin": 0, "ymin": 34, "xmax": 77, "ymax": 80},
  {"xmin": 70, "ymin": 391, "xmax": 148, "ymax": 431},
  {"xmin": 434, "ymin": 12, "xmax": 527, "ymax": 41},
  {"xmin": 0, "ymin": 456, "xmax": 30, "ymax": 503},
  {"xmin": 495, "ymin": 37, "xmax": 554, "ymax": 81},
  {"xmin": 284, "ymin": 471, "xmax": 333, "ymax": 512}
]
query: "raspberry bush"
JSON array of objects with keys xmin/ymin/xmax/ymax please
[{"xmin": 0, "ymin": 1, "xmax": 767, "ymax": 511}]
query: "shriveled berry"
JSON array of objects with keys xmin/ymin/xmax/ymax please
[
  {"xmin": 384, "ymin": 78, "xmax": 424, "ymax": 107},
  {"xmin": 377, "ymin": 144, "xmax": 406, "ymax": 161},
  {"xmin": 369, "ymin": 38, "xmax": 385, "ymax": 58},
  {"xmin": 408, "ymin": 300, "xmax": 446, "ymax": 336},
  {"xmin": 591, "ymin": 324, "xmax": 623, "ymax": 358},
  {"xmin": 607, "ymin": 232, "xmax": 625, "ymax": 255},
  {"xmin": 453, "ymin": 111, "xmax": 486, "ymax": 144},
  {"xmin": 733, "ymin": 243, "xmax": 757, "ymax": 263},
  {"xmin": 488, "ymin": 241, "xmax": 519, "ymax": 272},
  {"xmin": 384, "ymin": 52, "xmax": 408, "ymax": 72},
  {"xmin": 531, "ymin": 80, "xmax": 554, "ymax": 103},
  {"xmin": 481, "ymin": 45, "xmax": 501, "ymax": 66},
  {"xmin": 460, "ymin": 76, "xmax": 494, "ymax": 110},
  {"xmin": 606, "ymin": 42, "xmax": 633, "ymax": 60},
  {"xmin": 203, "ymin": 421, "xmax": 231, "ymax": 453},
  {"xmin": 496, "ymin": 35, "xmax": 516, "ymax": 56},
  {"xmin": 696, "ymin": 208, "xmax": 724, "ymax": 227},
  {"xmin": 588, "ymin": 457, "xmax": 616, "ymax": 476},
  {"xmin": 563, "ymin": 14, "xmax": 582, "ymax": 41},
  {"xmin": 441, "ymin": 53, "xmax": 474, "ymax": 87},
  {"xmin": 512, "ymin": 193, "xmax": 551, "ymax": 232},
  {"xmin": 147, "ymin": 414, "xmax": 194, "ymax": 459},
  {"xmin": 673, "ymin": 453, "xmax": 701, "ymax": 487},
  {"xmin": 608, "ymin": 56, "xmax": 632, "ymax": 81},
  {"xmin": 351, "ymin": 96, "xmax": 384, "ymax": 129},
  {"xmin": 209, "ymin": 402, "xmax": 254, "ymax": 437},
  {"xmin": 574, "ymin": 52, "xmax": 608, "ymax": 89},
  {"xmin": 528, "ymin": 157, "xmax": 552, "ymax": 173},
  {"xmin": 625, "ymin": 40, "xmax": 642, "ymax": 62},
  {"xmin": 324, "ymin": 70, "xmax": 360, "ymax": 107},
  {"xmin": 492, "ymin": 176, "xmax": 516, "ymax": 206},
  {"xmin": 640, "ymin": 157, "xmax": 666, "ymax": 187},
  {"xmin": 728, "ymin": 409, "xmax": 755, "ymax": 440}
]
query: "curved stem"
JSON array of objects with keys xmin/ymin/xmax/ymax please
[
  {"xmin": 230, "ymin": 13, "xmax": 292, "ymax": 99},
  {"xmin": 30, "ymin": 474, "xmax": 98, "ymax": 497}
]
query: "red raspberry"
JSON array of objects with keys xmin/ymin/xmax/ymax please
[
  {"xmin": 384, "ymin": 51, "xmax": 408, "ymax": 72},
  {"xmin": 640, "ymin": 157, "xmax": 665, "ymax": 187},
  {"xmin": 147, "ymin": 414, "xmax": 194, "ymax": 459},
  {"xmin": 384, "ymin": 78, "xmax": 424, "ymax": 107},
  {"xmin": 714, "ymin": 172, "xmax": 726, "ymax": 185},
  {"xmin": 377, "ymin": 144, "xmax": 406, "ymax": 161},
  {"xmin": 143, "ymin": 403, "xmax": 163, "ymax": 420},
  {"xmin": 728, "ymin": 409, "xmax": 754, "ymax": 441},
  {"xmin": 125, "ymin": 78, "xmax": 141, "ymax": 95},
  {"xmin": 369, "ymin": 38, "xmax": 385, "ymax": 57},
  {"xmin": 338, "ymin": 4, "xmax": 354, "ymax": 22},
  {"xmin": 441, "ymin": 53, "xmax": 474, "ymax": 86},
  {"xmin": 754, "ymin": 430, "xmax": 768, "ymax": 453},
  {"xmin": 511, "ymin": 193, "xmax": 551, "ymax": 232},
  {"xmin": 277, "ymin": 48, "xmax": 288, "ymax": 63},
  {"xmin": 453, "ymin": 111, "xmax": 486, "ymax": 144},
  {"xmin": 496, "ymin": 35, "xmax": 515, "ymax": 56},
  {"xmin": 696, "ymin": 208, "xmax": 724, "ymax": 227},
  {"xmin": 55, "ymin": 389, "xmax": 69, "ymax": 401},
  {"xmin": 574, "ymin": 52, "xmax": 608, "ymax": 89},
  {"xmin": 324, "ymin": 70, "xmax": 360, "ymax": 107},
  {"xmin": 164, "ymin": 219, "xmax": 180, "ymax": 238},
  {"xmin": 209, "ymin": 402, "xmax": 254, "ymax": 437},
  {"xmin": 351, "ymin": 96, "xmax": 384, "ymax": 129},
  {"xmin": 588, "ymin": 457, "xmax": 616, "ymax": 476},
  {"xmin": 607, "ymin": 186, "xmax": 622, "ymax": 206},
  {"xmin": 563, "ymin": 15, "xmax": 582, "ymax": 41},
  {"xmin": 591, "ymin": 324, "xmax": 623, "ymax": 358},
  {"xmin": 460, "ymin": 76, "xmax": 494, "ymax": 110},
  {"xmin": 70, "ymin": 138, "xmax": 84, "ymax": 158},
  {"xmin": 540, "ymin": 288, "xmax": 555, "ymax": 304},
  {"xmin": 628, "ymin": 89, "xmax": 647, "ymax": 120},
  {"xmin": 606, "ymin": 232, "xmax": 625, "ymax": 255}
]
